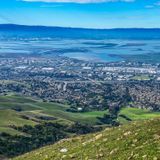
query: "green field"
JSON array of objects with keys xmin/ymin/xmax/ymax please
[
  {"xmin": 131, "ymin": 75, "xmax": 151, "ymax": 81},
  {"xmin": 13, "ymin": 118, "xmax": 160, "ymax": 160},
  {"xmin": 118, "ymin": 107, "xmax": 160, "ymax": 124},
  {"xmin": 120, "ymin": 107, "xmax": 160, "ymax": 119},
  {"xmin": 0, "ymin": 94, "xmax": 160, "ymax": 135}
]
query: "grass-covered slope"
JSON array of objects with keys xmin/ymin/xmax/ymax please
[
  {"xmin": 0, "ymin": 110, "xmax": 36, "ymax": 135},
  {"xmin": 0, "ymin": 94, "xmax": 108, "ymax": 134},
  {"xmin": 118, "ymin": 107, "xmax": 160, "ymax": 124},
  {"xmin": 14, "ymin": 118, "xmax": 160, "ymax": 160},
  {"xmin": 0, "ymin": 94, "xmax": 160, "ymax": 135}
]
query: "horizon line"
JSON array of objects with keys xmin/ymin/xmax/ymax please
[{"xmin": 1, "ymin": 23, "xmax": 160, "ymax": 30}]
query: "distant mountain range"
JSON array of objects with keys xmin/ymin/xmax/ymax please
[{"xmin": 0, "ymin": 24, "xmax": 160, "ymax": 40}]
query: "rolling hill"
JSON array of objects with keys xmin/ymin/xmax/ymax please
[
  {"xmin": 13, "ymin": 118, "xmax": 160, "ymax": 160},
  {"xmin": 0, "ymin": 94, "xmax": 160, "ymax": 135},
  {"xmin": 0, "ymin": 94, "xmax": 160, "ymax": 159},
  {"xmin": 0, "ymin": 94, "xmax": 108, "ymax": 135}
]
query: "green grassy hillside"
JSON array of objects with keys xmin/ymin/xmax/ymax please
[
  {"xmin": 0, "ymin": 94, "xmax": 160, "ymax": 135},
  {"xmin": 118, "ymin": 107, "xmax": 160, "ymax": 124},
  {"xmin": 0, "ymin": 110, "xmax": 36, "ymax": 135},
  {"xmin": 0, "ymin": 94, "xmax": 108, "ymax": 135},
  {"xmin": 13, "ymin": 118, "xmax": 160, "ymax": 160}
]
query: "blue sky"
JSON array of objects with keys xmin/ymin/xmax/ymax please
[{"xmin": 0, "ymin": 0, "xmax": 160, "ymax": 28}]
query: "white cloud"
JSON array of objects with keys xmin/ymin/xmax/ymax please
[
  {"xmin": 22, "ymin": 0, "xmax": 134, "ymax": 3},
  {"xmin": 145, "ymin": 1, "xmax": 160, "ymax": 9}
]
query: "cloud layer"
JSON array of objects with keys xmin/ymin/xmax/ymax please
[{"xmin": 23, "ymin": 0, "xmax": 134, "ymax": 3}]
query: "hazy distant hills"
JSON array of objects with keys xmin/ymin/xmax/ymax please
[{"xmin": 1, "ymin": 24, "xmax": 160, "ymax": 40}]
